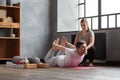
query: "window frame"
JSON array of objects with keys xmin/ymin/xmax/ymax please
[{"xmin": 78, "ymin": 0, "xmax": 120, "ymax": 30}]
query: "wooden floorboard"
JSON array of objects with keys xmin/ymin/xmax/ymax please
[{"xmin": 0, "ymin": 64, "xmax": 120, "ymax": 80}]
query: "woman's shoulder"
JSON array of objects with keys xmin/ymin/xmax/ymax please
[
  {"xmin": 88, "ymin": 30, "xmax": 94, "ymax": 33},
  {"xmin": 88, "ymin": 30, "xmax": 95, "ymax": 36}
]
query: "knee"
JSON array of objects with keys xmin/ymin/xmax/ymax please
[{"xmin": 88, "ymin": 46, "xmax": 96, "ymax": 53}]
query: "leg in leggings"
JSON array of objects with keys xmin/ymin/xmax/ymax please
[
  {"xmin": 88, "ymin": 46, "xmax": 95, "ymax": 64},
  {"xmin": 81, "ymin": 54, "xmax": 88, "ymax": 65},
  {"xmin": 82, "ymin": 46, "xmax": 95, "ymax": 66},
  {"xmin": 44, "ymin": 48, "xmax": 57, "ymax": 66},
  {"xmin": 56, "ymin": 50, "xmax": 65, "ymax": 56}
]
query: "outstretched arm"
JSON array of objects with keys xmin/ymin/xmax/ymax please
[
  {"xmin": 52, "ymin": 39, "xmax": 66, "ymax": 52},
  {"xmin": 61, "ymin": 36, "xmax": 76, "ymax": 48},
  {"xmin": 66, "ymin": 42, "xmax": 76, "ymax": 49}
]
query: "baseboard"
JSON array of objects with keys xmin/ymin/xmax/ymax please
[
  {"xmin": 93, "ymin": 59, "xmax": 106, "ymax": 64},
  {"xmin": 106, "ymin": 61, "xmax": 120, "ymax": 66}
]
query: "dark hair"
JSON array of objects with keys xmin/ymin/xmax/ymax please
[
  {"xmin": 76, "ymin": 41, "xmax": 86, "ymax": 48},
  {"xmin": 80, "ymin": 18, "xmax": 89, "ymax": 32}
]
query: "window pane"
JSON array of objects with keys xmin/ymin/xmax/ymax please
[
  {"xmin": 102, "ymin": 0, "xmax": 120, "ymax": 14},
  {"xmin": 78, "ymin": 0, "xmax": 84, "ymax": 3},
  {"xmin": 117, "ymin": 15, "xmax": 120, "ymax": 27},
  {"xmin": 78, "ymin": 19, "xmax": 82, "ymax": 31},
  {"xmin": 93, "ymin": 17, "xmax": 98, "ymax": 30},
  {"xmin": 86, "ymin": 0, "xmax": 98, "ymax": 17},
  {"xmin": 86, "ymin": 18, "xmax": 91, "ymax": 29},
  {"xmin": 101, "ymin": 16, "xmax": 107, "ymax": 29},
  {"xmin": 109, "ymin": 15, "xmax": 115, "ymax": 28},
  {"xmin": 78, "ymin": 5, "xmax": 84, "ymax": 17}
]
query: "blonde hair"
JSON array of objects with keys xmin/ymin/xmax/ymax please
[{"xmin": 80, "ymin": 18, "xmax": 89, "ymax": 31}]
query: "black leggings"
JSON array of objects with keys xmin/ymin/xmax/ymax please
[{"xmin": 82, "ymin": 46, "xmax": 96, "ymax": 63}]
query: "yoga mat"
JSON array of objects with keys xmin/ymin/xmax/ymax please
[{"xmin": 70, "ymin": 66, "xmax": 94, "ymax": 70}]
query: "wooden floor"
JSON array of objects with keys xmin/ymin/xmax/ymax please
[{"xmin": 0, "ymin": 64, "xmax": 120, "ymax": 80}]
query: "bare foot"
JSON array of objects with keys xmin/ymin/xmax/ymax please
[
  {"xmin": 88, "ymin": 63, "xmax": 93, "ymax": 67},
  {"xmin": 52, "ymin": 38, "xmax": 59, "ymax": 50},
  {"xmin": 56, "ymin": 38, "xmax": 59, "ymax": 44},
  {"xmin": 61, "ymin": 36, "xmax": 67, "ymax": 46},
  {"xmin": 52, "ymin": 41, "xmax": 57, "ymax": 50}
]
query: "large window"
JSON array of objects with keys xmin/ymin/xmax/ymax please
[
  {"xmin": 86, "ymin": 0, "xmax": 98, "ymax": 17},
  {"xmin": 78, "ymin": 0, "xmax": 98, "ymax": 30},
  {"xmin": 101, "ymin": 0, "xmax": 120, "ymax": 28},
  {"xmin": 102, "ymin": 0, "xmax": 120, "ymax": 15},
  {"xmin": 78, "ymin": 0, "xmax": 120, "ymax": 30}
]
